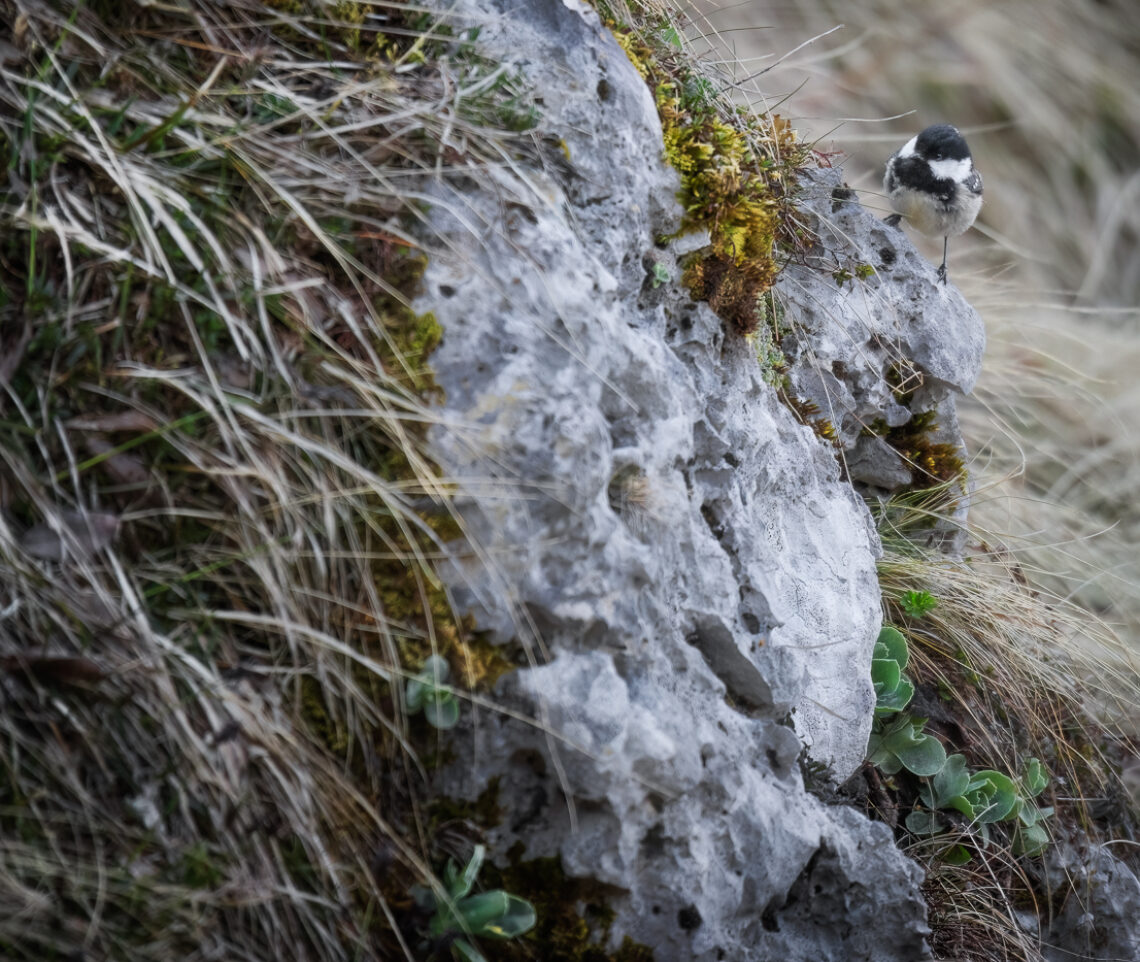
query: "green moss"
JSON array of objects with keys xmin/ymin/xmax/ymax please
[
  {"xmin": 299, "ymin": 674, "xmax": 351, "ymax": 757},
  {"xmin": 366, "ymin": 246, "xmax": 444, "ymax": 397},
  {"xmin": 779, "ymin": 393, "xmax": 839, "ymax": 445},
  {"xmin": 481, "ymin": 853, "xmax": 654, "ymax": 962},
  {"xmin": 428, "ymin": 777, "xmax": 504, "ymax": 829},
  {"xmin": 864, "ymin": 410, "xmax": 966, "ymax": 489},
  {"xmin": 608, "ymin": 20, "xmax": 807, "ymax": 334},
  {"xmin": 833, "ymin": 263, "xmax": 876, "ymax": 286}
]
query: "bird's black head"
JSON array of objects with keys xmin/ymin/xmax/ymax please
[{"xmin": 913, "ymin": 124, "xmax": 972, "ymax": 163}]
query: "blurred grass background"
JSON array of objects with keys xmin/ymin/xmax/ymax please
[{"xmin": 689, "ymin": 0, "xmax": 1140, "ymax": 720}]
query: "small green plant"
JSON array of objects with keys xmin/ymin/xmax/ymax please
[
  {"xmin": 872, "ymin": 626, "xmax": 915, "ymax": 715},
  {"xmin": 868, "ymin": 626, "xmax": 947, "ymax": 776},
  {"xmin": 900, "ymin": 589, "xmax": 938, "ymax": 618},
  {"xmin": 651, "ymin": 262, "xmax": 671, "ymax": 288},
  {"xmin": 905, "ymin": 755, "xmax": 1017, "ymax": 835},
  {"xmin": 414, "ymin": 845, "xmax": 537, "ymax": 962},
  {"xmin": 905, "ymin": 754, "xmax": 1053, "ymax": 855},
  {"xmin": 406, "ymin": 655, "xmax": 460, "ymax": 730},
  {"xmin": 832, "ymin": 263, "xmax": 875, "ymax": 286},
  {"xmin": 867, "ymin": 712, "xmax": 948, "ymax": 777},
  {"xmin": 1011, "ymin": 757, "xmax": 1054, "ymax": 856},
  {"xmin": 867, "ymin": 625, "xmax": 1055, "ymax": 855}
]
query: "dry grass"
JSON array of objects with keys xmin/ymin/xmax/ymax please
[
  {"xmin": 869, "ymin": 494, "xmax": 1140, "ymax": 959},
  {"xmin": 0, "ymin": 1, "xmax": 542, "ymax": 958}
]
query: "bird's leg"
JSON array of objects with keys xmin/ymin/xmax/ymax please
[{"xmin": 937, "ymin": 236, "xmax": 949, "ymax": 284}]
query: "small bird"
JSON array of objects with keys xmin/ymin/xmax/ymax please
[{"xmin": 883, "ymin": 124, "xmax": 983, "ymax": 284}]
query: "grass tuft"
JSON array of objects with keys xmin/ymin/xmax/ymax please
[{"xmin": 0, "ymin": 1, "xmax": 541, "ymax": 958}]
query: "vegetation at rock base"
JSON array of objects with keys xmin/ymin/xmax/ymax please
[
  {"xmin": 481, "ymin": 852, "xmax": 655, "ymax": 962},
  {"xmin": 867, "ymin": 623, "xmax": 1055, "ymax": 858},
  {"xmin": 849, "ymin": 519, "xmax": 1140, "ymax": 961},
  {"xmin": 411, "ymin": 845, "xmax": 537, "ymax": 962}
]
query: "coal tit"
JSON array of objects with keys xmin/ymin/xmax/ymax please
[{"xmin": 883, "ymin": 124, "xmax": 983, "ymax": 284}]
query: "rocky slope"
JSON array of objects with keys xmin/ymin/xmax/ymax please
[{"xmin": 409, "ymin": 1, "xmax": 992, "ymax": 959}]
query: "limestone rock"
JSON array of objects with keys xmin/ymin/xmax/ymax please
[
  {"xmin": 776, "ymin": 170, "xmax": 986, "ymax": 551},
  {"xmin": 414, "ymin": 0, "xmax": 954, "ymax": 958},
  {"xmin": 1034, "ymin": 839, "xmax": 1140, "ymax": 962}
]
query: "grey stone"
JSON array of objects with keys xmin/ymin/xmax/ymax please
[
  {"xmin": 413, "ymin": 0, "xmax": 951, "ymax": 958},
  {"xmin": 1034, "ymin": 838, "xmax": 1140, "ymax": 962},
  {"xmin": 774, "ymin": 172, "xmax": 985, "ymax": 551}
]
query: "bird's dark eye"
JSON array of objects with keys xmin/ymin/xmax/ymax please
[{"xmin": 933, "ymin": 151, "xmax": 943, "ymax": 160}]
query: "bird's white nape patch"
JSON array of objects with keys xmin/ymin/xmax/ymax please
[
  {"xmin": 928, "ymin": 156, "xmax": 973, "ymax": 182},
  {"xmin": 897, "ymin": 135, "xmax": 918, "ymax": 159}
]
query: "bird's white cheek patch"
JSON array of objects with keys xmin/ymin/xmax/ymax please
[{"xmin": 929, "ymin": 157, "xmax": 973, "ymax": 181}]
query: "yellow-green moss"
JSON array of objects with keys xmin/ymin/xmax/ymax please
[
  {"xmin": 863, "ymin": 410, "xmax": 967, "ymax": 489},
  {"xmin": 608, "ymin": 20, "xmax": 807, "ymax": 334},
  {"xmin": 366, "ymin": 246, "xmax": 444, "ymax": 397},
  {"xmin": 421, "ymin": 783, "xmax": 655, "ymax": 961},
  {"xmin": 779, "ymin": 393, "xmax": 839, "ymax": 445},
  {"xmin": 481, "ymin": 852, "xmax": 654, "ymax": 962}
]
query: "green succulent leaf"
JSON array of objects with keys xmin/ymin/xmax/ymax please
[
  {"xmin": 942, "ymin": 844, "xmax": 972, "ymax": 865},
  {"xmin": 452, "ymin": 845, "xmax": 484, "ymax": 900},
  {"xmin": 893, "ymin": 731, "xmax": 948, "ymax": 777},
  {"xmin": 407, "ymin": 656, "xmax": 460, "ymax": 729},
  {"xmin": 905, "ymin": 809, "xmax": 946, "ymax": 835},
  {"xmin": 424, "ymin": 691, "xmax": 460, "ymax": 730},
  {"xmin": 460, "ymin": 891, "xmax": 538, "ymax": 938},
  {"xmin": 868, "ymin": 714, "xmax": 946, "ymax": 776},
  {"xmin": 872, "ymin": 656, "xmax": 901, "ymax": 693},
  {"xmin": 1017, "ymin": 796, "xmax": 1054, "ymax": 828},
  {"xmin": 874, "ymin": 677, "xmax": 914, "ymax": 715},
  {"xmin": 406, "ymin": 679, "xmax": 427, "ymax": 712},
  {"xmin": 1013, "ymin": 823, "xmax": 1051, "ymax": 857},
  {"xmin": 871, "ymin": 627, "xmax": 915, "ymax": 715},
  {"xmin": 421, "ymin": 654, "xmax": 450, "ymax": 684},
  {"xmin": 866, "ymin": 733, "xmax": 901, "ymax": 774},
  {"xmin": 877, "ymin": 626, "xmax": 910, "ymax": 669},
  {"xmin": 967, "ymin": 770, "xmax": 1019, "ymax": 824},
  {"xmin": 927, "ymin": 753, "xmax": 972, "ymax": 808},
  {"xmin": 945, "ymin": 793, "xmax": 977, "ymax": 819},
  {"xmin": 1022, "ymin": 757, "xmax": 1049, "ymax": 798}
]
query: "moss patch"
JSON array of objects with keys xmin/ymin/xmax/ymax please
[
  {"xmin": 482, "ymin": 853, "xmax": 654, "ymax": 962},
  {"xmin": 864, "ymin": 410, "xmax": 967, "ymax": 489},
  {"xmin": 608, "ymin": 16, "xmax": 808, "ymax": 334}
]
